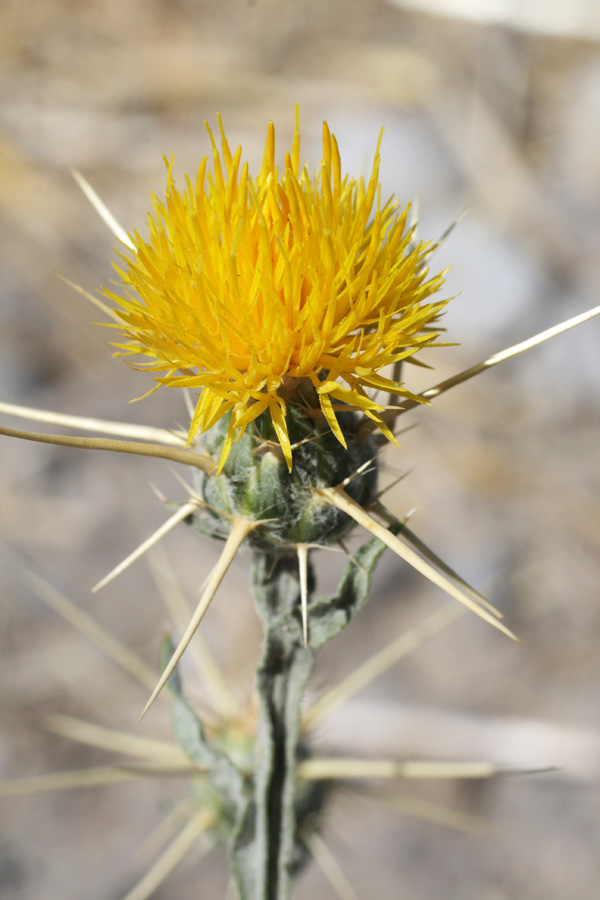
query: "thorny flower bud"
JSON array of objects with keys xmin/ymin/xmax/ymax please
[{"xmin": 195, "ymin": 379, "xmax": 379, "ymax": 552}]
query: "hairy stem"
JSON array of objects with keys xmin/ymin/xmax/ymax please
[{"xmin": 249, "ymin": 553, "xmax": 316, "ymax": 900}]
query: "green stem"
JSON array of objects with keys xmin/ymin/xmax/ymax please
[
  {"xmin": 167, "ymin": 527, "xmax": 397, "ymax": 899},
  {"xmin": 249, "ymin": 553, "xmax": 316, "ymax": 900}
]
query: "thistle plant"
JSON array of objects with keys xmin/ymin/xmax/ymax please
[{"xmin": 1, "ymin": 108, "xmax": 599, "ymax": 900}]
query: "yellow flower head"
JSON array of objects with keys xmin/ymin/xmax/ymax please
[{"xmin": 105, "ymin": 109, "xmax": 448, "ymax": 470}]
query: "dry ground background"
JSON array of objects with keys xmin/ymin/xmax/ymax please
[{"xmin": 1, "ymin": 1, "xmax": 599, "ymax": 898}]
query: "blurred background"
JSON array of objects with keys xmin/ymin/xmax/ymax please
[{"xmin": 1, "ymin": 0, "xmax": 599, "ymax": 898}]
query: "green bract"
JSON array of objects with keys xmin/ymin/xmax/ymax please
[{"xmin": 194, "ymin": 402, "xmax": 379, "ymax": 552}]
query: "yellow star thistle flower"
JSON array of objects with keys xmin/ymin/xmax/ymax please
[{"xmin": 104, "ymin": 108, "xmax": 449, "ymax": 470}]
